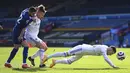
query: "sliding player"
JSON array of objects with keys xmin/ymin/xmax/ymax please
[{"xmin": 43, "ymin": 44, "xmax": 119, "ymax": 68}]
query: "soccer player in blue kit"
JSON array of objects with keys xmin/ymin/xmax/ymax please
[{"xmin": 4, "ymin": 6, "xmax": 37, "ymax": 68}]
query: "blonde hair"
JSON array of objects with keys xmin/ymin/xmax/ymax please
[{"xmin": 38, "ymin": 4, "xmax": 47, "ymax": 13}]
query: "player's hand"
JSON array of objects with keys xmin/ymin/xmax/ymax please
[
  {"xmin": 113, "ymin": 66, "xmax": 120, "ymax": 69},
  {"xmin": 18, "ymin": 36, "xmax": 23, "ymax": 41}
]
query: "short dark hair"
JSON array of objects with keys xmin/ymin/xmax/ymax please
[
  {"xmin": 110, "ymin": 46, "xmax": 116, "ymax": 53},
  {"xmin": 29, "ymin": 6, "xmax": 37, "ymax": 13}
]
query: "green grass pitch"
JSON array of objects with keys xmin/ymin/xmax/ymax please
[{"xmin": 0, "ymin": 47, "xmax": 130, "ymax": 73}]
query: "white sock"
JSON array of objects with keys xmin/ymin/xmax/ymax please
[
  {"xmin": 6, "ymin": 62, "xmax": 10, "ymax": 64},
  {"xmin": 47, "ymin": 52, "xmax": 66, "ymax": 59},
  {"xmin": 39, "ymin": 49, "xmax": 45, "ymax": 65},
  {"xmin": 22, "ymin": 63, "xmax": 27, "ymax": 65},
  {"xmin": 55, "ymin": 59, "xmax": 71, "ymax": 64},
  {"xmin": 31, "ymin": 50, "xmax": 40, "ymax": 59}
]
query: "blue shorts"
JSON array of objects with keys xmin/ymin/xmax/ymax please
[{"xmin": 12, "ymin": 31, "xmax": 26, "ymax": 44}]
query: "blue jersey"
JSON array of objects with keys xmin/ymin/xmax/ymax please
[
  {"xmin": 12, "ymin": 8, "xmax": 33, "ymax": 44},
  {"xmin": 13, "ymin": 8, "xmax": 33, "ymax": 35}
]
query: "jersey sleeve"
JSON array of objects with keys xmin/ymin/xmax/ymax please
[
  {"xmin": 26, "ymin": 17, "xmax": 33, "ymax": 25},
  {"xmin": 21, "ymin": 14, "xmax": 33, "ymax": 28},
  {"xmin": 22, "ymin": 9, "xmax": 30, "ymax": 19},
  {"xmin": 19, "ymin": 11, "xmax": 34, "ymax": 27},
  {"xmin": 101, "ymin": 49, "xmax": 116, "ymax": 68},
  {"xmin": 17, "ymin": 10, "xmax": 29, "ymax": 24}
]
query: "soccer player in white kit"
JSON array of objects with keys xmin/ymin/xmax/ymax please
[
  {"xmin": 24, "ymin": 5, "xmax": 48, "ymax": 68},
  {"xmin": 43, "ymin": 44, "xmax": 119, "ymax": 68}
]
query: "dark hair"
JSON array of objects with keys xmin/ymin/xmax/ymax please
[
  {"xmin": 110, "ymin": 46, "xmax": 116, "ymax": 53},
  {"xmin": 29, "ymin": 6, "xmax": 37, "ymax": 13}
]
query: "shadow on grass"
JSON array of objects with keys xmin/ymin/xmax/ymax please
[
  {"xmin": 12, "ymin": 67, "xmax": 127, "ymax": 71},
  {"xmin": 12, "ymin": 67, "xmax": 47, "ymax": 72},
  {"xmin": 54, "ymin": 68, "xmax": 127, "ymax": 70}
]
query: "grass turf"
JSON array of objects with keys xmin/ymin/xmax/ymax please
[{"xmin": 0, "ymin": 47, "xmax": 130, "ymax": 73}]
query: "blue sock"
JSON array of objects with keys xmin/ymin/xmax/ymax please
[
  {"xmin": 7, "ymin": 48, "xmax": 18, "ymax": 63},
  {"xmin": 23, "ymin": 47, "xmax": 29, "ymax": 63}
]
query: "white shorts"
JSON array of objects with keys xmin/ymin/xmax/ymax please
[
  {"xmin": 24, "ymin": 34, "xmax": 43, "ymax": 47},
  {"xmin": 67, "ymin": 44, "xmax": 94, "ymax": 56},
  {"xmin": 68, "ymin": 45, "xmax": 83, "ymax": 55}
]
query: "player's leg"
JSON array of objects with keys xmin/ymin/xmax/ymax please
[
  {"xmin": 28, "ymin": 49, "xmax": 40, "ymax": 66},
  {"xmin": 27, "ymin": 37, "xmax": 47, "ymax": 67},
  {"xmin": 38, "ymin": 49, "xmax": 46, "ymax": 68},
  {"xmin": 5, "ymin": 44, "xmax": 20, "ymax": 68},
  {"xmin": 35, "ymin": 39, "xmax": 48, "ymax": 67},
  {"xmin": 47, "ymin": 52, "xmax": 68, "ymax": 60},
  {"xmin": 28, "ymin": 49, "xmax": 46, "ymax": 67},
  {"xmin": 47, "ymin": 45, "xmax": 82, "ymax": 60},
  {"xmin": 27, "ymin": 36, "xmax": 48, "ymax": 60},
  {"xmin": 4, "ymin": 35, "xmax": 21, "ymax": 68},
  {"xmin": 26, "ymin": 36, "xmax": 38, "ymax": 66},
  {"xmin": 67, "ymin": 45, "xmax": 82, "ymax": 55},
  {"xmin": 50, "ymin": 54, "xmax": 83, "ymax": 68},
  {"xmin": 21, "ymin": 37, "xmax": 30, "ymax": 68}
]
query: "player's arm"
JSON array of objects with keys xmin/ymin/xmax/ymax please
[
  {"xmin": 18, "ymin": 18, "xmax": 34, "ymax": 41},
  {"xmin": 20, "ymin": 10, "xmax": 36, "ymax": 25},
  {"xmin": 102, "ymin": 52, "xmax": 118, "ymax": 68}
]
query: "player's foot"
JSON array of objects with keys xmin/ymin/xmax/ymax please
[
  {"xmin": 4, "ymin": 63, "xmax": 12, "ymax": 68},
  {"xmin": 28, "ymin": 56, "xmax": 35, "ymax": 66},
  {"xmin": 39, "ymin": 64, "xmax": 46, "ymax": 68},
  {"xmin": 42, "ymin": 54, "xmax": 48, "ymax": 63},
  {"xmin": 49, "ymin": 59, "xmax": 56, "ymax": 68},
  {"xmin": 22, "ymin": 64, "xmax": 30, "ymax": 69}
]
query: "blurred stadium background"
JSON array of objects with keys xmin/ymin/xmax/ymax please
[
  {"xmin": 1, "ymin": 1, "xmax": 130, "ymax": 73},
  {"xmin": 0, "ymin": 0, "xmax": 130, "ymax": 48}
]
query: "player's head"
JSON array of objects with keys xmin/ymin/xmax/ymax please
[
  {"xmin": 28, "ymin": 6, "xmax": 37, "ymax": 17},
  {"xmin": 36, "ymin": 4, "xmax": 47, "ymax": 19},
  {"xmin": 107, "ymin": 46, "xmax": 116, "ymax": 55}
]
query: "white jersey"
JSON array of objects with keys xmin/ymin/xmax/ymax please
[
  {"xmin": 25, "ymin": 17, "xmax": 41, "ymax": 37},
  {"xmin": 68, "ymin": 44, "xmax": 115, "ymax": 67},
  {"xmin": 81, "ymin": 44, "xmax": 108, "ymax": 55},
  {"xmin": 24, "ymin": 17, "xmax": 43, "ymax": 46}
]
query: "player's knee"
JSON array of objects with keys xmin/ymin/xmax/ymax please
[
  {"xmin": 22, "ymin": 40, "xmax": 29, "ymax": 47},
  {"xmin": 68, "ymin": 61, "xmax": 73, "ymax": 64},
  {"xmin": 63, "ymin": 52, "xmax": 70, "ymax": 57},
  {"xmin": 14, "ymin": 44, "xmax": 20, "ymax": 49},
  {"xmin": 39, "ymin": 45, "xmax": 48, "ymax": 51},
  {"xmin": 23, "ymin": 44, "xmax": 29, "ymax": 47},
  {"xmin": 68, "ymin": 63, "xmax": 72, "ymax": 64},
  {"xmin": 40, "ymin": 47, "xmax": 48, "ymax": 51},
  {"xmin": 68, "ymin": 56, "xmax": 82, "ymax": 63},
  {"xmin": 44, "ymin": 47, "xmax": 48, "ymax": 51},
  {"xmin": 66, "ymin": 59, "xmax": 73, "ymax": 64},
  {"xmin": 40, "ymin": 42, "xmax": 48, "ymax": 51}
]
